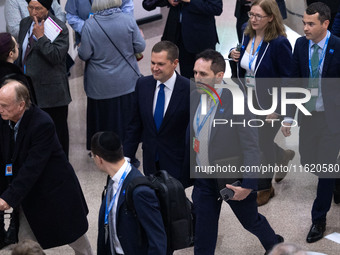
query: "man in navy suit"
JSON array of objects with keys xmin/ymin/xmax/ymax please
[
  {"xmin": 92, "ymin": 131, "xmax": 166, "ymax": 255},
  {"xmin": 191, "ymin": 49, "xmax": 283, "ymax": 255},
  {"xmin": 124, "ymin": 41, "xmax": 190, "ymax": 184},
  {"xmin": 0, "ymin": 79, "xmax": 92, "ymax": 253},
  {"xmin": 307, "ymin": 0, "xmax": 340, "ymax": 28},
  {"xmin": 161, "ymin": 0, "xmax": 223, "ymax": 79},
  {"xmin": 282, "ymin": 2, "xmax": 340, "ymax": 243}
]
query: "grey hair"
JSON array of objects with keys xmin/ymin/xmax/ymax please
[
  {"xmin": 1, "ymin": 79, "xmax": 32, "ymax": 110},
  {"xmin": 92, "ymin": 0, "xmax": 122, "ymax": 12}
]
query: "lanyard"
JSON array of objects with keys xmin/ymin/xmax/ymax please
[
  {"xmin": 249, "ymin": 37, "xmax": 263, "ymax": 71},
  {"xmin": 196, "ymin": 93, "xmax": 221, "ymax": 136},
  {"xmin": 308, "ymin": 31, "xmax": 330, "ymax": 78},
  {"xmin": 104, "ymin": 164, "xmax": 130, "ymax": 225}
]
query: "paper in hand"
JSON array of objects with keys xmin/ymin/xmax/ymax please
[{"xmin": 44, "ymin": 17, "xmax": 62, "ymax": 43}]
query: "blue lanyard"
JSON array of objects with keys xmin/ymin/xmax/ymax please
[
  {"xmin": 104, "ymin": 164, "xmax": 130, "ymax": 225},
  {"xmin": 308, "ymin": 31, "xmax": 330, "ymax": 78},
  {"xmin": 196, "ymin": 96, "xmax": 219, "ymax": 136},
  {"xmin": 249, "ymin": 37, "xmax": 263, "ymax": 71}
]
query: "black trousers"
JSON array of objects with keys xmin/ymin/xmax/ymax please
[
  {"xmin": 42, "ymin": 105, "xmax": 69, "ymax": 159},
  {"xmin": 192, "ymin": 179, "xmax": 279, "ymax": 254},
  {"xmin": 177, "ymin": 29, "xmax": 216, "ymax": 80},
  {"xmin": 299, "ymin": 112, "xmax": 340, "ymax": 223},
  {"xmin": 178, "ymin": 38, "xmax": 196, "ymax": 80}
]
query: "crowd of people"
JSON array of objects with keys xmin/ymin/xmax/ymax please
[{"xmin": 1, "ymin": 0, "xmax": 340, "ymax": 255}]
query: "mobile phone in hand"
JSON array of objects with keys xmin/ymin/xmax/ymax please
[{"xmin": 219, "ymin": 180, "xmax": 241, "ymax": 202}]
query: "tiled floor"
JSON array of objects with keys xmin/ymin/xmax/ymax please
[{"xmin": 2, "ymin": 1, "xmax": 340, "ymax": 255}]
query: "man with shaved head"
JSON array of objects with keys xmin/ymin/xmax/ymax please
[{"xmin": 0, "ymin": 79, "xmax": 93, "ymax": 254}]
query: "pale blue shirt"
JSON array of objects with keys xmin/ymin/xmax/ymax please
[
  {"xmin": 9, "ymin": 118, "xmax": 22, "ymax": 141},
  {"xmin": 310, "ymin": 31, "xmax": 329, "ymax": 112}
]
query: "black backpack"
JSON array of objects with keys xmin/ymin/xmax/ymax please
[{"xmin": 125, "ymin": 170, "xmax": 194, "ymax": 251}]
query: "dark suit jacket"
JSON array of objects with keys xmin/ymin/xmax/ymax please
[
  {"xmin": 287, "ymin": 34, "xmax": 340, "ymax": 135},
  {"xmin": 181, "ymin": 0, "xmax": 222, "ymax": 53},
  {"xmin": 18, "ymin": 13, "xmax": 71, "ymax": 108},
  {"xmin": 162, "ymin": 0, "xmax": 223, "ymax": 54},
  {"xmin": 307, "ymin": 0, "xmax": 340, "ymax": 11},
  {"xmin": 0, "ymin": 105, "xmax": 88, "ymax": 249},
  {"xmin": 97, "ymin": 167, "xmax": 166, "ymax": 255},
  {"xmin": 234, "ymin": 35, "xmax": 292, "ymax": 114},
  {"xmin": 190, "ymin": 89, "xmax": 260, "ymax": 190},
  {"xmin": 124, "ymin": 74, "xmax": 190, "ymax": 182},
  {"xmin": 235, "ymin": 0, "xmax": 287, "ymax": 20}
]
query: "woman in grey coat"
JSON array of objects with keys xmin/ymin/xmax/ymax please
[{"xmin": 78, "ymin": 0, "xmax": 145, "ymax": 149}]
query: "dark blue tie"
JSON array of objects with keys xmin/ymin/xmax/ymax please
[{"xmin": 154, "ymin": 84, "xmax": 165, "ymax": 131}]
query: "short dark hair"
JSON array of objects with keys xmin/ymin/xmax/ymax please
[
  {"xmin": 306, "ymin": 2, "xmax": 331, "ymax": 24},
  {"xmin": 152, "ymin": 41, "xmax": 179, "ymax": 62},
  {"xmin": 195, "ymin": 49, "xmax": 226, "ymax": 74},
  {"xmin": 91, "ymin": 132, "xmax": 124, "ymax": 163}
]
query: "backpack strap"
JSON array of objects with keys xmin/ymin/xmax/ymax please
[{"xmin": 125, "ymin": 176, "xmax": 155, "ymax": 213}]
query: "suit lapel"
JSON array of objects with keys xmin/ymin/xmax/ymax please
[
  {"xmin": 11, "ymin": 106, "xmax": 34, "ymax": 162},
  {"xmin": 18, "ymin": 18, "xmax": 33, "ymax": 66},
  {"xmin": 146, "ymin": 79, "xmax": 158, "ymax": 131},
  {"xmin": 116, "ymin": 167, "xmax": 137, "ymax": 216},
  {"xmin": 322, "ymin": 35, "xmax": 335, "ymax": 77},
  {"xmin": 160, "ymin": 75, "xmax": 184, "ymax": 131},
  {"xmin": 255, "ymin": 41, "xmax": 268, "ymax": 70},
  {"xmin": 209, "ymin": 90, "xmax": 229, "ymax": 142}
]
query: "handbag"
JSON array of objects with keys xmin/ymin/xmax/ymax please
[{"xmin": 93, "ymin": 16, "xmax": 142, "ymax": 77}]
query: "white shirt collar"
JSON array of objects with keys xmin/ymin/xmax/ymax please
[
  {"xmin": 111, "ymin": 158, "xmax": 130, "ymax": 184},
  {"xmin": 156, "ymin": 71, "xmax": 177, "ymax": 91},
  {"xmin": 311, "ymin": 31, "xmax": 329, "ymax": 50}
]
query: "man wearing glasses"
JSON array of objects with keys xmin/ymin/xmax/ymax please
[{"xmin": 17, "ymin": 0, "xmax": 71, "ymax": 159}]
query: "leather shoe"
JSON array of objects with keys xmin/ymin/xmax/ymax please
[
  {"xmin": 306, "ymin": 222, "xmax": 326, "ymax": 243},
  {"xmin": 257, "ymin": 186, "xmax": 275, "ymax": 206},
  {"xmin": 264, "ymin": 235, "xmax": 284, "ymax": 255},
  {"xmin": 275, "ymin": 149, "xmax": 295, "ymax": 183}
]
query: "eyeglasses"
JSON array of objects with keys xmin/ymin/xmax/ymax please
[
  {"xmin": 27, "ymin": 5, "xmax": 44, "ymax": 12},
  {"xmin": 248, "ymin": 12, "xmax": 268, "ymax": 21}
]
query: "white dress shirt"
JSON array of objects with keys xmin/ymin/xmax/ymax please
[
  {"xmin": 152, "ymin": 72, "xmax": 177, "ymax": 116},
  {"xmin": 109, "ymin": 158, "xmax": 131, "ymax": 255}
]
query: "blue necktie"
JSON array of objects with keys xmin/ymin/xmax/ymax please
[{"xmin": 154, "ymin": 84, "xmax": 165, "ymax": 131}]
